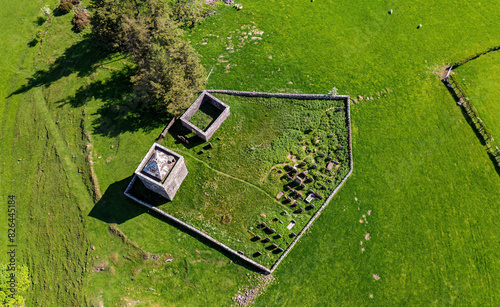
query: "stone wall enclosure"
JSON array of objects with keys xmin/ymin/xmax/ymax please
[{"xmin": 125, "ymin": 90, "xmax": 353, "ymax": 274}]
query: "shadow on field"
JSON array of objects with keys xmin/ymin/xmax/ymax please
[
  {"xmin": 442, "ymin": 79, "xmax": 500, "ymax": 177},
  {"xmin": 91, "ymin": 96, "xmax": 166, "ymax": 138},
  {"xmin": 167, "ymin": 123, "xmax": 206, "ymax": 149},
  {"xmin": 442, "ymin": 80, "xmax": 487, "ymax": 146},
  {"xmin": 89, "ymin": 176, "xmax": 146, "ymax": 224},
  {"xmin": 8, "ymin": 38, "xmax": 110, "ymax": 97},
  {"xmin": 90, "ymin": 175, "xmax": 268, "ymax": 274},
  {"xmin": 9, "ymin": 35, "xmax": 166, "ymax": 137},
  {"xmin": 58, "ymin": 64, "xmax": 166, "ymax": 138},
  {"xmin": 487, "ymin": 152, "xmax": 500, "ymax": 177}
]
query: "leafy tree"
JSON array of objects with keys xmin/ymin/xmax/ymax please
[
  {"xmin": 72, "ymin": 10, "xmax": 90, "ymax": 32},
  {"xmin": 59, "ymin": 0, "xmax": 74, "ymax": 14},
  {"xmin": 0, "ymin": 264, "xmax": 30, "ymax": 307},
  {"xmin": 89, "ymin": 0, "xmax": 135, "ymax": 51},
  {"xmin": 90, "ymin": 0, "xmax": 205, "ymax": 115},
  {"xmin": 131, "ymin": 40, "xmax": 204, "ymax": 115},
  {"xmin": 172, "ymin": 0, "xmax": 206, "ymax": 28}
]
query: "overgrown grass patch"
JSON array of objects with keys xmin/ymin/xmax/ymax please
[
  {"xmin": 127, "ymin": 94, "xmax": 352, "ymax": 268},
  {"xmin": 188, "ymin": 99, "xmax": 223, "ymax": 131},
  {"xmin": 139, "ymin": 95, "xmax": 349, "ymax": 267}
]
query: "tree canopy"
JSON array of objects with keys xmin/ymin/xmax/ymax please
[
  {"xmin": 0, "ymin": 264, "xmax": 30, "ymax": 307},
  {"xmin": 90, "ymin": 0, "xmax": 205, "ymax": 115}
]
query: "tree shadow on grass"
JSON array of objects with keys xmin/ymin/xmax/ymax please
[
  {"xmin": 28, "ymin": 38, "xmax": 39, "ymax": 47},
  {"xmin": 7, "ymin": 38, "xmax": 111, "ymax": 98},
  {"xmin": 8, "ymin": 33, "xmax": 175, "ymax": 137},
  {"xmin": 91, "ymin": 97, "xmax": 167, "ymax": 138}
]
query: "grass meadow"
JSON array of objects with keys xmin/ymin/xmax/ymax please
[{"xmin": 0, "ymin": 0, "xmax": 499, "ymax": 305}]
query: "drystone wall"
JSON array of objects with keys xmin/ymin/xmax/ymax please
[
  {"xmin": 157, "ymin": 117, "xmax": 176, "ymax": 141},
  {"xmin": 207, "ymin": 89, "xmax": 349, "ymax": 101},
  {"xmin": 206, "ymin": 90, "xmax": 353, "ymax": 273}
]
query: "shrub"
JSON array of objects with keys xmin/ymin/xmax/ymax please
[
  {"xmin": 37, "ymin": 4, "xmax": 51, "ymax": 24},
  {"xmin": 58, "ymin": 0, "xmax": 73, "ymax": 14},
  {"xmin": 41, "ymin": 4, "xmax": 51, "ymax": 16},
  {"xmin": 35, "ymin": 29, "xmax": 43, "ymax": 41},
  {"xmin": 37, "ymin": 16, "xmax": 47, "ymax": 25},
  {"xmin": 72, "ymin": 10, "xmax": 90, "ymax": 32}
]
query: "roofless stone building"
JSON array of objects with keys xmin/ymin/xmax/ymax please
[
  {"xmin": 180, "ymin": 91, "xmax": 230, "ymax": 141},
  {"xmin": 134, "ymin": 143, "xmax": 188, "ymax": 200}
]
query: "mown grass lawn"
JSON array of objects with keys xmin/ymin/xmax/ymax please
[{"xmin": 1, "ymin": 0, "xmax": 500, "ymax": 305}]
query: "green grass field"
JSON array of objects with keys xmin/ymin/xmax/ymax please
[
  {"xmin": 1, "ymin": 0, "xmax": 500, "ymax": 305},
  {"xmin": 453, "ymin": 51, "xmax": 500, "ymax": 147}
]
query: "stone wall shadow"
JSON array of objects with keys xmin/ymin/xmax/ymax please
[
  {"xmin": 442, "ymin": 79, "xmax": 487, "ymax": 146},
  {"xmin": 487, "ymin": 150, "xmax": 500, "ymax": 177},
  {"xmin": 167, "ymin": 122, "xmax": 206, "ymax": 149}
]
